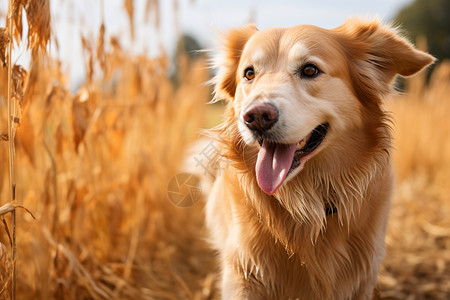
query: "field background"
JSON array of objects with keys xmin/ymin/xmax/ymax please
[{"xmin": 0, "ymin": 0, "xmax": 449, "ymax": 299}]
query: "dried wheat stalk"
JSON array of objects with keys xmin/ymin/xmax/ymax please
[{"xmin": 6, "ymin": 1, "xmax": 17, "ymax": 298}]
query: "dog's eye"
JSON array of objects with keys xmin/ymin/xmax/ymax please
[
  {"xmin": 301, "ymin": 64, "xmax": 320, "ymax": 78},
  {"xmin": 244, "ymin": 67, "xmax": 255, "ymax": 81}
]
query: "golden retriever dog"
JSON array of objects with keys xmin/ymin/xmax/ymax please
[{"xmin": 205, "ymin": 18, "xmax": 434, "ymax": 299}]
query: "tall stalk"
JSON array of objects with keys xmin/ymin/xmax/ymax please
[{"xmin": 7, "ymin": 0, "xmax": 16, "ymax": 298}]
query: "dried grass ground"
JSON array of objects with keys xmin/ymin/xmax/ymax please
[
  {"xmin": 0, "ymin": 4, "xmax": 449, "ymax": 299},
  {"xmin": 380, "ymin": 62, "xmax": 450, "ymax": 300}
]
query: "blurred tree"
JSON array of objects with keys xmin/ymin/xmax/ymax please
[
  {"xmin": 176, "ymin": 34, "xmax": 203, "ymax": 60},
  {"xmin": 172, "ymin": 33, "xmax": 204, "ymax": 87},
  {"xmin": 394, "ymin": 0, "xmax": 450, "ymax": 62}
]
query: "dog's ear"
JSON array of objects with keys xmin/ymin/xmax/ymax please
[
  {"xmin": 336, "ymin": 19, "xmax": 435, "ymax": 94},
  {"xmin": 213, "ymin": 24, "xmax": 258, "ymax": 101}
]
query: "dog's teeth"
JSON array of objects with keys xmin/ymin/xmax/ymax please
[{"xmin": 297, "ymin": 138, "xmax": 306, "ymax": 149}]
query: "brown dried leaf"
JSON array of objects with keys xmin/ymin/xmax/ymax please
[
  {"xmin": 15, "ymin": 112, "xmax": 35, "ymax": 165},
  {"xmin": 9, "ymin": 65, "xmax": 28, "ymax": 155},
  {"xmin": 87, "ymin": 55, "xmax": 93, "ymax": 82},
  {"xmin": 110, "ymin": 36, "xmax": 121, "ymax": 51},
  {"xmin": 124, "ymin": 0, "xmax": 134, "ymax": 40},
  {"xmin": 80, "ymin": 35, "xmax": 94, "ymax": 81},
  {"xmin": 71, "ymin": 90, "xmax": 90, "ymax": 153},
  {"xmin": 44, "ymin": 85, "xmax": 57, "ymax": 118},
  {"xmin": 0, "ymin": 28, "xmax": 10, "ymax": 67},
  {"xmin": 25, "ymin": 0, "xmax": 51, "ymax": 54},
  {"xmin": 12, "ymin": 64, "xmax": 27, "ymax": 109},
  {"xmin": 9, "ymin": 0, "xmax": 25, "ymax": 45},
  {"xmin": 0, "ymin": 202, "xmax": 35, "ymax": 219},
  {"xmin": 54, "ymin": 124, "xmax": 64, "ymax": 156},
  {"xmin": 96, "ymin": 23, "xmax": 106, "ymax": 71},
  {"xmin": 80, "ymin": 35, "xmax": 91, "ymax": 52},
  {"xmin": 0, "ymin": 148, "xmax": 5, "ymax": 200},
  {"xmin": 12, "ymin": 65, "xmax": 27, "ymax": 90},
  {"xmin": 8, "ymin": 0, "xmax": 51, "ymax": 53}
]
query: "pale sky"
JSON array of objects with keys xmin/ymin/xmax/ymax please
[
  {"xmin": 2, "ymin": 0, "xmax": 415, "ymax": 88},
  {"xmin": 175, "ymin": 0, "xmax": 413, "ymax": 44}
]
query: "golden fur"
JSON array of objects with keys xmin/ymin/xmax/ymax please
[{"xmin": 205, "ymin": 19, "xmax": 434, "ymax": 299}]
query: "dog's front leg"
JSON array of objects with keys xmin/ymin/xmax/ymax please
[
  {"xmin": 221, "ymin": 264, "xmax": 262, "ymax": 300},
  {"xmin": 351, "ymin": 272, "xmax": 380, "ymax": 300}
]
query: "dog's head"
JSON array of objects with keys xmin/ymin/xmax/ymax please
[{"xmin": 213, "ymin": 19, "xmax": 434, "ymax": 196}]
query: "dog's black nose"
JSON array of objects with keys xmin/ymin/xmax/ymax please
[{"xmin": 243, "ymin": 103, "xmax": 279, "ymax": 132}]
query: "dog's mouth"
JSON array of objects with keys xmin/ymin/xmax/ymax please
[{"xmin": 255, "ymin": 123, "xmax": 329, "ymax": 195}]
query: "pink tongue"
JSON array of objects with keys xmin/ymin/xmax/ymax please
[{"xmin": 255, "ymin": 140, "xmax": 297, "ymax": 195}]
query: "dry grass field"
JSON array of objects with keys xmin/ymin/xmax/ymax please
[
  {"xmin": 0, "ymin": 1, "xmax": 449, "ymax": 299},
  {"xmin": 379, "ymin": 63, "xmax": 450, "ymax": 300}
]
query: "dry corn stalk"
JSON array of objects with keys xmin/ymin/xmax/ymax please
[{"xmin": 6, "ymin": 1, "xmax": 17, "ymax": 298}]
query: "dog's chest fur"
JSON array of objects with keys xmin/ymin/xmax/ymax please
[{"xmin": 207, "ymin": 158, "xmax": 393, "ymax": 299}]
